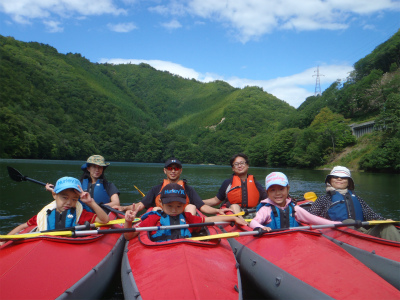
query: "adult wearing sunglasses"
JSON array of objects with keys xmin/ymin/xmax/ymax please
[
  {"xmin": 203, "ymin": 153, "xmax": 267, "ymax": 215},
  {"xmin": 308, "ymin": 166, "xmax": 400, "ymax": 241},
  {"xmin": 116, "ymin": 158, "xmax": 231, "ymax": 216}
]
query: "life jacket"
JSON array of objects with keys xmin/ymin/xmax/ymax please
[
  {"xmin": 36, "ymin": 200, "xmax": 83, "ymax": 231},
  {"xmin": 257, "ymin": 202, "xmax": 299, "ymax": 229},
  {"xmin": 226, "ymin": 175, "xmax": 260, "ymax": 208},
  {"xmin": 141, "ymin": 211, "xmax": 192, "ymax": 242},
  {"xmin": 326, "ymin": 190, "xmax": 364, "ymax": 221},
  {"xmin": 47, "ymin": 208, "xmax": 77, "ymax": 230},
  {"xmin": 81, "ymin": 178, "xmax": 110, "ymax": 212},
  {"xmin": 155, "ymin": 179, "xmax": 190, "ymax": 208}
]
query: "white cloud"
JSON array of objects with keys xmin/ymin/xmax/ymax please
[
  {"xmin": 151, "ymin": 0, "xmax": 400, "ymax": 42},
  {"xmin": 99, "ymin": 58, "xmax": 353, "ymax": 108},
  {"xmin": 161, "ymin": 19, "xmax": 182, "ymax": 30},
  {"xmin": 107, "ymin": 22, "xmax": 137, "ymax": 32},
  {"xmin": 99, "ymin": 58, "xmax": 201, "ymax": 79},
  {"xmin": 43, "ymin": 20, "xmax": 64, "ymax": 33},
  {"xmin": 0, "ymin": 0, "xmax": 126, "ymax": 24}
]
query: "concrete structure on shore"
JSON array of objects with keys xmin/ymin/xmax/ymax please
[{"xmin": 349, "ymin": 121, "xmax": 376, "ymax": 138}]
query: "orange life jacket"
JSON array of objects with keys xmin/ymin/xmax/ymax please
[
  {"xmin": 226, "ymin": 175, "xmax": 260, "ymax": 208},
  {"xmin": 155, "ymin": 179, "xmax": 190, "ymax": 208}
]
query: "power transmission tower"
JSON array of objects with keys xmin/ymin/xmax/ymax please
[{"xmin": 313, "ymin": 66, "xmax": 324, "ymax": 96}]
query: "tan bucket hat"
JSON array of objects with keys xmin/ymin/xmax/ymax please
[{"xmin": 81, "ymin": 155, "xmax": 110, "ymax": 170}]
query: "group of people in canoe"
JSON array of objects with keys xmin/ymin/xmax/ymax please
[{"xmin": 2, "ymin": 153, "xmax": 399, "ymax": 245}]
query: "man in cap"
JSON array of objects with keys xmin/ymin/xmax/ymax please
[{"xmin": 116, "ymin": 158, "xmax": 231, "ymax": 216}]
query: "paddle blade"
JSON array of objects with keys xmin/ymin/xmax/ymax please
[
  {"xmin": 304, "ymin": 192, "xmax": 317, "ymax": 202},
  {"xmin": 188, "ymin": 232, "xmax": 240, "ymax": 241},
  {"xmin": 368, "ymin": 220, "xmax": 400, "ymax": 225},
  {"xmin": 0, "ymin": 231, "xmax": 74, "ymax": 240},
  {"xmin": 7, "ymin": 166, "xmax": 25, "ymax": 182},
  {"xmin": 94, "ymin": 218, "xmax": 141, "ymax": 227}
]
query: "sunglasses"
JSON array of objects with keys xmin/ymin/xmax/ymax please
[
  {"xmin": 166, "ymin": 166, "xmax": 181, "ymax": 171},
  {"xmin": 331, "ymin": 176, "xmax": 347, "ymax": 180}
]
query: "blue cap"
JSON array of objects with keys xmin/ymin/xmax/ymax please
[
  {"xmin": 265, "ymin": 172, "xmax": 289, "ymax": 190},
  {"xmin": 53, "ymin": 177, "xmax": 82, "ymax": 194}
]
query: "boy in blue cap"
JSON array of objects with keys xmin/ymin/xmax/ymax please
[
  {"xmin": 124, "ymin": 183, "xmax": 247, "ymax": 242},
  {"xmin": 1, "ymin": 177, "xmax": 109, "ymax": 240}
]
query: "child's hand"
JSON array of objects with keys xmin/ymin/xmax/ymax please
[
  {"xmin": 78, "ymin": 185, "xmax": 93, "ymax": 204},
  {"xmin": 125, "ymin": 210, "xmax": 137, "ymax": 222},
  {"xmin": 234, "ymin": 217, "xmax": 248, "ymax": 226},
  {"xmin": 261, "ymin": 226, "xmax": 272, "ymax": 232}
]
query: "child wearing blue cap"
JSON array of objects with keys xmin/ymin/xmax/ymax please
[
  {"xmin": 250, "ymin": 172, "xmax": 339, "ymax": 231},
  {"xmin": 1, "ymin": 177, "xmax": 109, "ymax": 240},
  {"xmin": 124, "ymin": 183, "xmax": 248, "ymax": 242}
]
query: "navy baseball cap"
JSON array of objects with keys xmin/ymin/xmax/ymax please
[
  {"xmin": 164, "ymin": 158, "xmax": 182, "ymax": 168},
  {"xmin": 160, "ymin": 183, "xmax": 186, "ymax": 204}
]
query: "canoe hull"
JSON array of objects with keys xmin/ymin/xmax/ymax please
[
  {"xmin": 121, "ymin": 224, "xmax": 242, "ymax": 300},
  {"xmin": 321, "ymin": 226, "xmax": 400, "ymax": 290},
  {"xmin": 0, "ymin": 213, "xmax": 124, "ymax": 300},
  {"xmin": 221, "ymin": 224, "xmax": 400, "ymax": 299}
]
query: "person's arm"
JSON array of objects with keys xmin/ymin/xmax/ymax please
[
  {"xmin": 295, "ymin": 206, "xmax": 341, "ymax": 225},
  {"xmin": 308, "ymin": 195, "xmax": 330, "ymax": 217},
  {"xmin": 108, "ymin": 193, "xmax": 120, "ymax": 208},
  {"xmin": 202, "ymin": 196, "xmax": 222, "ymax": 206},
  {"xmin": 79, "ymin": 189, "xmax": 109, "ymax": 224},
  {"xmin": 249, "ymin": 206, "xmax": 271, "ymax": 229},
  {"xmin": 199, "ymin": 204, "xmax": 232, "ymax": 215},
  {"xmin": 204, "ymin": 215, "xmax": 248, "ymax": 226},
  {"xmin": 0, "ymin": 223, "xmax": 29, "ymax": 246},
  {"xmin": 124, "ymin": 209, "xmax": 140, "ymax": 241}
]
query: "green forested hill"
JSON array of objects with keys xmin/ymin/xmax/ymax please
[{"xmin": 1, "ymin": 31, "xmax": 399, "ymax": 172}]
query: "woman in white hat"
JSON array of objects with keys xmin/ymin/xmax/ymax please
[
  {"xmin": 308, "ymin": 166, "xmax": 399, "ymax": 241},
  {"xmin": 79, "ymin": 155, "xmax": 120, "ymax": 212}
]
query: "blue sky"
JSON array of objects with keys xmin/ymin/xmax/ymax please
[{"xmin": 1, "ymin": 0, "xmax": 399, "ymax": 108}]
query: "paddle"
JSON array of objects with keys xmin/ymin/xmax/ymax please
[
  {"xmin": 303, "ymin": 191, "xmax": 317, "ymax": 202},
  {"xmin": 187, "ymin": 220, "xmax": 400, "ymax": 241},
  {"xmin": 0, "ymin": 221, "xmax": 235, "ymax": 240},
  {"xmin": 39, "ymin": 217, "xmax": 142, "ymax": 233},
  {"xmin": 7, "ymin": 166, "xmax": 126, "ymax": 216},
  {"xmin": 134, "ymin": 185, "xmax": 145, "ymax": 197},
  {"xmin": 7, "ymin": 166, "xmax": 47, "ymax": 186}
]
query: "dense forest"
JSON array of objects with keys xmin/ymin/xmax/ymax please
[{"xmin": 0, "ymin": 30, "xmax": 399, "ymax": 172}]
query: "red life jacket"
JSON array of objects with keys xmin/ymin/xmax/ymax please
[
  {"xmin": 155, "ymin": 179, "xmax": 190, "ymax": 208},
  {"xmin": 226, "ymin": 175, "xmax": 260, "ymax": 208}
]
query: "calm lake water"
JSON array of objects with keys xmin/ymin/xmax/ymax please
[
  {"xmin": 1, "ymin": 159, "xmax": 399, "ymax": 233},
  {"xmin": 1, "ymin": 159, "xmax": 399, "ymax": 299}
]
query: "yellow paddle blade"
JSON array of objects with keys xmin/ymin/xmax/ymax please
[
  {"xmin": 368, "ymin": 220, "xmax": 399, "ymax": 225},
  {"xmin": 94, "ymin": 218, "xmax": 141, "ymax": 227},
  {"xmin": 244, "ymin": 219, "xmax": 253, "ymax": 222},
  {"xmin": 134, "ymin": 185, "xmax": 145, "ymax": 197},
  {"xmin": 304, "ymin": 192, "xmax": 317, "ymax": 202},
  {"xmin": 188, "ymin": 232, "xmax": 240, "ymax": 241},
  {"xmin": 0, "ymin": 231, "xmax": 73, "ymax": 240},
  {"xmin": 219, "ymin": 211, "xmax": 245, "ymax": 217}
]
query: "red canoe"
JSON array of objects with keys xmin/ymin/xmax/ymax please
[
  {"xmin": 121, "ymin": 218, "xmax": 242, "ymax": 300},
  {"xmin": 219, "ymin": 223, "xmax": 400, "ymax": 299},
  {"xmin": 320, "ymin": 225, "xmax": 400, "ymax": 290},
  {"xmin": 0, "ymin": 212, "xmax": 125, "ymax": 300}
]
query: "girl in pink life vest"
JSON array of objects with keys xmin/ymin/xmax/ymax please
[{"xmin": 250, "ymin": 172, "xmax": 340, "ymax": 231}]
